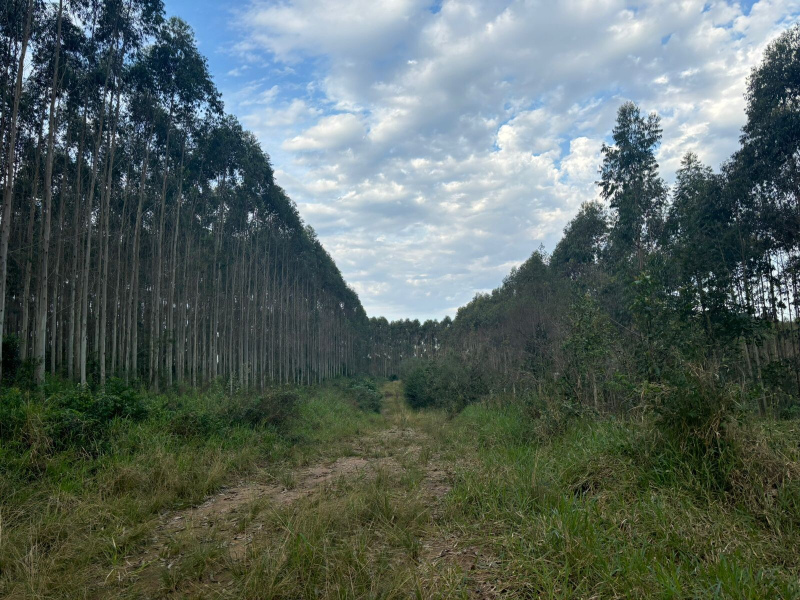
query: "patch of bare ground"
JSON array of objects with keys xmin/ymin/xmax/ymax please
[
  {"xmin": 366, "ymin": 404, "xmax": 504, "ymax": 597},
  {"xmin": 104, "ymin": 453, "xmax": 386, "ymax": 596}
]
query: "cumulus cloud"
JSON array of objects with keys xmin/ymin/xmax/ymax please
[
  {"xmin": 224, "ymin": 0, "xmax": 800, "ymax": 320},
  {"xmin": 283, "ymin": 113, "xmax": 366, "ymax": 151}
]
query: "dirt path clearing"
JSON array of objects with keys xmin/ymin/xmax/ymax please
[{"xmin": 103, "ymin": 382, "xmax": 468, "ymax": 599}]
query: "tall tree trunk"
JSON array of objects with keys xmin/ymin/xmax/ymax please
[
  {"xmin": 20, "ymin": 129, "xmax": 43, "ymax": 360},
  {"xmin": 165, "ymin": 144, "xmax": 184, "ymax": 388},
  {"xmin": 80, "ymin": 90, "xmax": 111, "ymax": 385},
  {"xmin": 98, "ymin": 92, "xmax": 121, "ymax": 386},
  {"xmin": 127, "ymin": 133, "xmax": 151, "ymax": 382},
  {"xmin": 34, "ymin": 0, "xmax": 64, "ymax": 385},
  {"xmin": 0, "ymin": 0, "xmax": 33, "ymax": 381},
  {"xmin": 68, "ymin": 114, "xmax": 88, "ymax": 380},
  {"xmin": 51, "ymin": 164, "xmax": 67, "ymax": 376},
  {"xmin": 150, "ymin": 108, "xmax": 174, "ymax": 390},
  {"xmin": 110, "ymin": 171, "xmax": 130, "ymax": 377}
]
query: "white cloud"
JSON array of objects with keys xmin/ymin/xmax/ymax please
[
  {"xmin": 237, "ymin": 0, "xmax": 429, "ymax": 60},
  {"xmin": 283, "ymin": 113, "xmax": 366, "ymax": 151},
  {"xmin": 226, "ymin": 0, "xmax": 800, "ymax": 320}
]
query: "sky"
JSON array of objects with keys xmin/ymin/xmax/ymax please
[{"xmin": 164, "ymin": 0, "xmax": 799, "ymax": 321}]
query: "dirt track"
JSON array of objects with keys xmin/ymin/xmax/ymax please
[{"xmin": 104, "ymin": 383, "xmax": 472, "ymax": 598}]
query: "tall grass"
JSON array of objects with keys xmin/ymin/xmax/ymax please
[
  {"xmin": 0, "ymin": 380, "xmax": 379, "ymax": 599},
  {"xmin": 2, "ymin": 376, "xmax": 799, "ymax": 598},
  {"xmin": 442, "ymin": 399, "xmax": 800, "ymax": 598}
]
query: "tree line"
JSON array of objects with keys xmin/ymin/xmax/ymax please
[
  {"xmin": 380, "ymin": 25, "xmax": 800, "ymax": 416},
  {"xmin": 1, "ymin": 0, "xmax": 369, "ymax": 390},
  {"xmin": 4, "ymin": 0, "xmax": 799, "ymax": 407}
]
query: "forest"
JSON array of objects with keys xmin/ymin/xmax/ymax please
[
  {"xmin": 1, "ymin": 0, "xmax": 800, "ymax": 598},
  {"xmin": 0, "ymin": 0, "xmax": 367, "ymax": 392}
]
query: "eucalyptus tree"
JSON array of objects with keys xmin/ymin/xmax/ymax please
[
  {"xmin": 31, "ymin": 0, "xmax": 64, "ymax": 385},
  {"xmin": 550, "ymin": 201, "xmax": 609, "ymax": 282},
  {"xmin": 141, "ymin": 16, "xmax": 219, "ymax": 389},
  {"xmin": 738, "ymin": 24, "xmax": 800, "ymax": 396},
  {"xmin": 1, "ymin": 0, "xmax": 369, "ymax": 389},
  {"xmin": 599, "ymin": 102, "xmax": 666, "ymax": 274},
  {"xmin": 0, "ymin": 0, "xmax": 34, "ymax": 381}
]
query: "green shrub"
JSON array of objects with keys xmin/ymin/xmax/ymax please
[
  {"xmin": 0, "ymin": 387, "xmax": 26, "ymax": 441},
  {"xmin": 44, "ymin": 407, "xmax": 97, "ymax": 451},
  {"xmin": 168, "ymin": 410, "xmax": 225, "ymax": 438},
  {"xmin": 40, "ymin": 386, "xmax": 150, "ymax": 451},
  {"xmin": 647, "ymin": 365, "xmax": 741, "ymax": 455},
  {"xmin": 403, "ymin": 360, "xmax": 434, "ymax": 409},
  {"xmin": 14, "ymin": 358, "xmax": 38, "ymax": 389},
  {"xmin": 433, "ymin": 356, "xmax": 488, "ymax": 412},
  {"xmin": 762, "ymin": 358, "xmax": 799, "ymax": 417},
  {"xmin": 643, "ymin": 364, "xmax": 744, "ymax": 490},
  {"xmin": 226, "ymin": 389, "xmax": 300, "ymax": 431},
  {"xmin": 1, "ymin": 334, "xmax": 21, "ymax": 383},
  {"xmin": 50, "ymin": 383, "xmax": 149, "ymax": 423},
  {"xmin": 522, "ymin": 392, "xmax": 582, "ymax": 439},
  {"xmin": 349, "ymin": 378, "xmax": 382, "ymax": 412},
  {"xmin": 402, "ymin": 357, "xmax": 488, "ymax": 412},
  {"xmin": 90, "ymin": 389, "xmax": 149, "ymax": 423},
  {"xmin": 0, "ymin": 383, "xmax": 153, "ymax": 454}
]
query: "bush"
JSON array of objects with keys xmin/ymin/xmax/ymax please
[
  {"xmin": 434, "ymin": 357, "xmax": 488, "ymax": 412},
  {"xmin": 226, "ymin": 389, "xmax": 300, "ymax": 431},
  {"xmin": 0, "ymin": 383, "xmax": 151, "ymax": 454},
  {"xmin": 402, "ymin": 357, "xmax": 488, "ymax": 413},
  {"xmin": 52, "ymin": 384, "xmax": 149, "ymax": 424},
  {"xmin": 522, "ymin": 392, "xmax": 582, "ymax": 439},
  {"xmin": 1, "ymin": 334, "xmax": 21, "ymax": 383},
  {"xmin": 44, "ymin": 385, "xmax": 150, "ymax": 451},
  {"xmin": 349, "ymin": 378, "xmax": 383, "ymax": 412},
  {"xmin": 168, "ymin": 410, "xmax": 225, "ymax": 438},
  {"xmin": 643, "ymin": 364, "xmax": 744, "ymax": 490},
  {"xmin": 403, "ymin": 360, "xmax": 435, "ymax": 409},
  {"xmin": 0, "ymin": 387, "xmax": 26, "ymax": 441},
  {"xmin": 45, "ymin": 407, "xmax": 97, "ymax": 451},
  {"xmin": 762, "ymin": 358, "xmax": 799, "ymax": 417},
  {"xmin": 647, "ymin": 365, "xmax": 741, "ymax": 456},
  {"xmin": 15, "ymin": 358, "xmax": 39, "ymax": 389}
]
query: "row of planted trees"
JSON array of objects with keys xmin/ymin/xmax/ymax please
[
  {"xmin": 1, "ymin": 0, "xmax": 368, "ymax": 390},
  {"xmin": 365, "ymin": 316, "xmax": 446, "ymax": 378},
  {"xmin": 378, "ymin": 25, "xmax": 800, "ymax": 415},
  {"xmin": 5, "ymin": 0, "xmax": 798, "ymax": 400}
]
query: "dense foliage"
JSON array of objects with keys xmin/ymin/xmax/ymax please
[
  {"xmin": 402, "ymin": 356, "xmax": 487, "ymax": 413},
  {"xmin": 0, "ymin": 379, "xmax": 309, "ymax": 462}
]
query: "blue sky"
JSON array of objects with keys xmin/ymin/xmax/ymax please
[{"xmin": 164, "ymin": 0, "xmax": 798, "ymax": 321}]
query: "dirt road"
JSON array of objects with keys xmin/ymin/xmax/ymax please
[{"xmin": 101, "ymin": 382, "xmax": 494, "ymax": 599}]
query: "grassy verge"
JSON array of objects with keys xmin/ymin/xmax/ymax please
[
  {"xmin": 443, "ymin": 403, "xmax": 800, "ymax": 598},
  {"xmin": 0, "ymin": 380, "xmax": 381, "ymax": 599}
]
